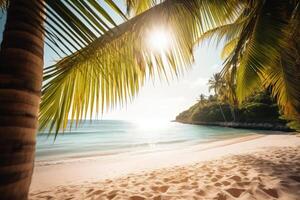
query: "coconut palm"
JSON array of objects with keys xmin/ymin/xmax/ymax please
[
  {"xmin": 2, "ymin": 0, "xmax": 297, "ymax": 198},
  {"xmin": 223, "ymin": 72, "xmax": 239, "ymax": 121},
  {"xmin": 0, "ymin": 0, "xmax": 241, "ymax": 198},
  {"xmin": 198, "ymin": 0, "xmax": 300, "ymax": 126},
  {"xmin": 198, "ymin": 94, "xmax": 206, "ymax": 104},
  {"xmin": 208, "ymin": 73, "xmax": 224, "ymax": 95},
  {"xmin": 208, "ymin": 73, "xmax": 228, "ymax": 121},
  {"xmin": 0, "ymin": 1, "xmax": 129, "ymax": 198},
  {"xmin": 39, "ymin": 0, "xmax": 241, "ymax": 133},
  {"xmin": 213, "ymin": 70, "xmax": 238, "ymax": 121}
]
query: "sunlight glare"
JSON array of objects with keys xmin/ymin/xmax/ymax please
[
  {"xmin": 135, "ymin": 119, "xmax": 169, "ymax": 131},
  {"xmin": 147, "ymin": 28, "xmax": 171, "ymax": 52}
]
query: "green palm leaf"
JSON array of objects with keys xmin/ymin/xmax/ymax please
[
  {"xmin": 126, "ymin": 0, "xmax": 159, "ymax": 15},
  {"xmin": 41, "ymin": 0, "xmax": 127, "ymax": 57},
  {"xmin": 262, "ymin": 1, "xmax": 300, "ymax": 118},
  {"xmin": 216, "ymin": 0, "xmax": 300, "ymax": 124},
  {"xmin": 236, "ymin": 0, "xmax": 294, "ymax": 101},
  {"xmin": 40, "ymin": 0, "xmax": 241, "ymax": 134},
  {"xmin": 195, "ymin": 15, "xmax": 245, "ymax": 47}
]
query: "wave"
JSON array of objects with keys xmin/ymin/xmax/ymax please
[{"xmin": 35, "ymin": 120, "xmax": 255, "ymax": 164}]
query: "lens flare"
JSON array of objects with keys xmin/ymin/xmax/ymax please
[{"xmin": 147, "ymin": 28, "xmax": 171, "ymax": 52}]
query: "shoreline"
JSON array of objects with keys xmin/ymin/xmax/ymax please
[
  {"xmin": 30, "ymin": 133, "xmax": 299, "ymax": 194},
  {"xmin": 34, "ymin": 132, "xmax": 258, "ymax": 166},
  {"xmin": 174, "ymin": 120, "xmax": 293, "ymax": 132}
]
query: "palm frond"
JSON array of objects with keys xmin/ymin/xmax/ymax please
[
  {"xmin": 0, "ymin": 0, "xmax": 8, "ymax": 10},
  {"xmin": 235, "ymin": 0, "xmax": 290, "ymax": 101},
  {"xmin": 262, "ymin": 1, "xmax": 300, "ymax": 118},
  {"xmin": 40, "ymin": 0, "xmax": 242, "ymax": 134},
  {"xmin": 125, "ymin": 0, "xmax": 160, "ymax": 15},
  {"xmin": 263, "ymin": 61, "xmax": 300, "ymax": 118},
  {"xmin": 221, "ymin": 38, "xmax": 238, "ymax": 59},
  {"xmin": 214, "ymin": 0, "xmax": 300, "ymax": 124},
  {"xmin": 41, "ymin": 0, "xmax": 127, "ymax": 57},
  {"xmin": 195, "ymin": 15, "xmax": 245, "ymax": 47}
]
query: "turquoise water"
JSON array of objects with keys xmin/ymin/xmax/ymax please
[{"xmin": 36, "ymin": 120, "xmax": 255, "ymax": 161}]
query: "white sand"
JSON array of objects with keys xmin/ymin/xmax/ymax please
[{"xmin": 29, "ymin": 133, "xmax": 300, "ymax": 199}]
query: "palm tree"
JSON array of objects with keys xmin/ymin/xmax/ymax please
[
  {"xmin": 0, "ymin": 1, "xmax": 48, "ymax": 199},
  {"xmin": 208, "ymin": 73, "xmax": 228, "ymax": 122},
  {"xmin": 198, "ymin": 0, "xmax": 300, "ymax": 126},
  {"xmin": 208, "ymin": 73, "xmax": 224, "ymax": 95},
  {"xmin": 0, "ymin": 1, "xmax": 129, "ymax": 198},
  {"xmin": 197, "ymin": 94, "xmax": 206, "ymax": 105},
  {"xmin": 39, "ymin": 0, "xmax": 241, "ymax": 133},
  {"xmin": 215, "ymin": 71, "xmax": 238, "ymax": 121},
  {"xmin": 0, "ymin": 0, "xmax": 240, "ymax": 198},
  {"xmin": 2, "ymin": 0, "xmax": 298, "ymax": 198},
  {"xmin": 223, "ymin": 72, "xmax": 238, "ymax": 121}
]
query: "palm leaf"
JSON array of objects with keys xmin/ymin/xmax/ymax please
[
  {"xmin": 235, "ymin": 0, "xmax": 289, "ymax": 100},
  {"xmin": 220, "ymin": 38, "xmax": 238, "ymax": 59},
  {"xmin": 195, "ymin": 14, "xmax": 246, "ymax": 47},
  {"xmin": 214, "ymin": 0, "xmax": 300, "ymax": 124},
  {"xmin": 40, "ymin": 0, "xmax": 242, "ymax": 134},
  {"xmin": 262, "ymin": 1, "xmax": 300, "ymax": 118},
  {"xmin": 41, "ymin": 0, "xmax": 127, "ymax": 57},
  {"xmin": 0, "ymin": 0, "xmax": 7, "ymax": 10},
  {"xmin": 126, "ymin": 0, "xmax": 160, "ymax": 15}
]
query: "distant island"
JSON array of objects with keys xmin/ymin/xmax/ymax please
[{"xmin": 175, "ymin": 91, "xmax": 293, "ymax": 131}]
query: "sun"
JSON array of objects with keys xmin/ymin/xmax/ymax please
[{"xmin": 147, "ymin": 28, "xmax": 171, "ymax": 52}]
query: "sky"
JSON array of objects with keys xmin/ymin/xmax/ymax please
[
  {"xmin": 0, "ymin": 2, "xmax": 223, "ymax": 123},
  {"xmin": 101, "ymin": 45, "xmax": 223, "ymax": 122}
]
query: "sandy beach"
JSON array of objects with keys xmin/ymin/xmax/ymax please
[{"xmin": 29, "ymin": 133, "xmax": 300, "ymax": 200}]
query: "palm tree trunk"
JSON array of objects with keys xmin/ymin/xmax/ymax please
[
  {"xmin": 218, "ymin": 103, "xmax": 227, "ymax": 122},
  {"xmin": 0, "ymin": 0, "xmax": 44, "ymax": 199},
  {"xmin": 230, "ymin": 106, "xmax": 236, "ymax": 121}
]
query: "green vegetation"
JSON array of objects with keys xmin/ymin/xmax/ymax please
[
  {"xmin": 177, "ymin": 91, "xmax": 284, "ymax": 123},
  {"xmin": 0, "ymin": 0, "xmax": 299, "ymax": 198},
  {"xmin": 40, "ymin": 0, "xmax": 300, "ymax": 133},
  {"xmin": 176, "ymin": 91, "xmax": 289, "ymax": 130},
  {"xmin": 176, "ymin": 72, "xmax": 293, "ymax": 130}
]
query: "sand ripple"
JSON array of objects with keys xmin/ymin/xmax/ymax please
[{"xmin": 30, "ymin": 146, "xmax": 300, "ymax": 200}]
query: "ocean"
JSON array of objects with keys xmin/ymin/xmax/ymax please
[{"xmin": 36, "ymin": 120, "xmax": 255, "ymax": 162}]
